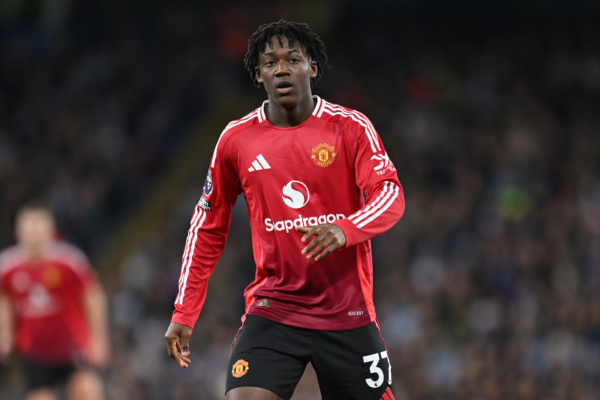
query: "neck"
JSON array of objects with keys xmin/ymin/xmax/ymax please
[
  {"xmin": 265, "ymin": 93, "xmax": 315, "ymax": 128},
  {"xmin": 21, "ymin": 242, "xmax": 50, "ymax": 261}
]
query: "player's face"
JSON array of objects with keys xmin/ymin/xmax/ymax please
[
  {"xmin": 256, "ymin": 36, "xmax": 318, "ymax": 109},
  {"xmin": 15, "ymin": 210, "xmax": 55, "ymax": 249}
]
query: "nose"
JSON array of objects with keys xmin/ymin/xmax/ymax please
[{"xmin": 275, "ymin": 60, "xmax": 289, "ymax": 76}]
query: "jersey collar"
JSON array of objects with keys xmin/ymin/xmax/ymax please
[{"xmin": 257, "ymin": 95, "xmax": 326, "ymax": 124}]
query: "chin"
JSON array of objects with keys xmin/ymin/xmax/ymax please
[{"xmin": 274, "ymin": 95, "xmax": 299, "ymax": 109}]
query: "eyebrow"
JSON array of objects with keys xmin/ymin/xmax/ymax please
[{"xmin": 262, "ymin": 49, "xmax": 301, "ymax": 57}]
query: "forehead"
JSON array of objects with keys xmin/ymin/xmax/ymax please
[
  {"xmin": 17, "ymin": 209, "xmax": 53, "ymax": 224},
  {"xmin": 261, "ymin": 35, "xmax": 306, "ymax": 55}
]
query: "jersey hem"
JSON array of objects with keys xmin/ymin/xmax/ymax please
[{"xmin": 247, "ymin": 309, "xmax": 373, "ymax": 332}]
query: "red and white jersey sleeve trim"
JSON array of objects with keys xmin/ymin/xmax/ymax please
[
  {"xmin": 327, "ymin": 103, "xmax": 404, "ymax": 248},
  {"xmin": 348, "ymin": 181, "xmax": 401, "ymax": 228},
  {"xmin": 176, "ymin": 203, "xmax": 207, "ymax": 305}
]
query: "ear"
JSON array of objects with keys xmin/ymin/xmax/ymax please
[
  {"xmin": 255, "ymin": 68, "xmax": 263, "ymax": 84},
  {"xmin": 310, "ymin": 60, "xmax": 318, "ymax": 79}
]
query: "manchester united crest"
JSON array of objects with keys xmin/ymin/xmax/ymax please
[
  {"xmin": 232, "ymin": 359, "xmax": 249, "ymax": 378},
  {"xmin": 311, "ymin": 143, "xmax": 336, "ymax": 167},
  {"xmin": 42, "ymin": 265, "xmax": 62, "ymax": 289}
]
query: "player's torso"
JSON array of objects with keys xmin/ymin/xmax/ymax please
[
  {"xmin": 235, "ymin": 116, "xmax": 361, "ymax": 237},
  {"xmin": 225, "ymin": 104, "xmax": 374, "ymax": 330},
  {"xmin": 4, "ymin": 260, "xmax": 81, "ymax": 319},
  {"xmin": 0, "ymin": 248, "xmax": 90, "ymax": 360}
]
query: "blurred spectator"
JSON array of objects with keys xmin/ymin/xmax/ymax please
[{"xmin": 0, "ymin": 203, "xmax": 109, "ymax": 400}]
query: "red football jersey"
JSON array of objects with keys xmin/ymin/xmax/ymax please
[
  {"xmin": 173, "ymin": 97, "xmax": 405, "ymax": 331},
  {"xmin": 0, "ymin": 242, "xmax": 96, "ymax": 363}
]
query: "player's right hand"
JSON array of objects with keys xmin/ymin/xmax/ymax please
[
  {"xmin": 0, "ymin": 335, "xmax": 11, "ymax": 362},
  {"xmin": 164, "ymin": 322, "xmax": 193, "ymax": 368}
]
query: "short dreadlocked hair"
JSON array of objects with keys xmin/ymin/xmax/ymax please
[{"xmin": 244, "ymin": 20, "xmax": 329, "ymax": 88}]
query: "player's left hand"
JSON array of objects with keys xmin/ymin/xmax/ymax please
[
  {"xmin": 85, "ymin": 338, "xmax": 110, "ymax": 369},
  {"xmin": 296, "ymin": 224, "xmax": 346, "ymax": 261}
]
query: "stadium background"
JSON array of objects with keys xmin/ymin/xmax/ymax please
[{"xmin": 1, "ymin": 0, "xmax": 600, "ymax": 398}]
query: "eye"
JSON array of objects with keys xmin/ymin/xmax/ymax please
[
  {"xmin": 290, "ymin": 58, "xmax": 300, "ymax": 64},
  {"xmin": 265, "ymin": 60, "xmax": 275, "ymax": 67}
]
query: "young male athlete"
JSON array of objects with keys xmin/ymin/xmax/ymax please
[
  {"xmin": 165, "ymin": 20, "xmax": 405, "ymax": 400},
  {"xmin": 0, "ymin": 203, "xmax": 109, "ymax": 400}
]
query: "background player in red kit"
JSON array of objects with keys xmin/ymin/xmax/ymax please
[
  {"xmin": 0, "ymin": 203, "xmax": 109, "ymax": 400},
  {"xmin": 165, "ymin": 20, "xmax": 405, "ymax": 400}
]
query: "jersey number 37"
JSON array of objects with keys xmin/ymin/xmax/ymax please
[{"xmin": 363, "ymin": 351, "xmax": 392, "ymax": 388}]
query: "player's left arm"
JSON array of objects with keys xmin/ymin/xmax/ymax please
[
  {"xmin": 335, "ymin": 116, "xmax": 404, "ymax": 247},
  {"xmin": 83, "ymin": 279, "xmax": 110, "ymax": 369},
  {"xmin": 335, "ymin": 116, "xmax": 405, "ymax": 247},
  {"xmin": 299, "ymin": 114, "xmax": 405, "ymax": 260},
  {"xmin": 68, "ymin": 248, "xmax": 110, "ymax": 368}
]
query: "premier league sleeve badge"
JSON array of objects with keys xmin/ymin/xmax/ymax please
[{"xmin": 203, "ymin": 171, "xmax": 213, "ymax": 197}]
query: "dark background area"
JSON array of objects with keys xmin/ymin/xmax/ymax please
[{"xmin": 1, "ymin": 0, "xmax": 600, "ymax": 399}]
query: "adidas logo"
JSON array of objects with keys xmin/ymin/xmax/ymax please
[
  {"xmin": 248, "ymin": 154, "xmax": 271, "ymax": 172},
  {"xmin": 379, "ymin": 387, "xmax": 395, "ymax": 400}
]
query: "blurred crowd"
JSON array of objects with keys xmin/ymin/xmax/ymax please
[
  {"xmin": 0, "ymin": 0, "xmax": 211, "ymax": 253},
  {"xmin": 1, "ymin": 1, "xmax": 600, "ymax": 400}
]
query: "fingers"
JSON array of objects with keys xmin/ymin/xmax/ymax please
[
  {"xmin": 166, "ymin": 336, "xmax": 191, "ymax": 368},
  {"xmin": 298, "ymin": 226, "xmax": 319, "ymax": 241},
  {"xmin": 314, "ymin": 238, "xmax": 339, "ymax": 261},
  {"xmin": 0, "ymin": 338, "xmax": 11, "ymax": 360},
  {"xmin": 181, "ymin": 332, "xmax": 191, "ymax": 357},
  {"xmin": 299, "ymin": 225, "xmax": 321, "ymax": 244},
  {"xmin": 176, "ymin": 341, "xmax": 191, "ymax": 366},
  {"xmin": 301, "ymin": 230, "xmax": 325, "ymax": 256},
  {"xmin": 168, "ymin": 340, "xmax": 190, "ymax": 368},
  {"xmin": 307, "ymin": 236, "xmax": 336, "ymax": 260},
  {"xmin": 295, "ymin": 225, "xmax": 311, "ymax": 234},
  {"xmin": 301, "ymin": 231, "xmax": 335, "ymax": 261},
  {"xmin": 165, "ymin": 323, "xmax": 194, "ymax": 368},
  {"xmin": 298, "ymin": 224, "xmax": 346, "ymax": 261}
]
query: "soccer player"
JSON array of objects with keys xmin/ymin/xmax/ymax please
[
  {"xmin": 165, "ymin": 20, "xmax": 405, "ymax": 400},
  {"xmin": 0, "ymin": 203, "xmax": 109, "ymax": 400}
]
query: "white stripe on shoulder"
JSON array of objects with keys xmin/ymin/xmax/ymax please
[
  {"xmin": 312, "ymin": 96, "xmax": 323, "ymax": 116},
  {"xmin": 258, "ymin": 101, "xmax": 268, "ymax": 122},
  {"xmin": 0, "ymin": 246, "xmax": 25, "ymax": 276},
  {"xmin": 321, "ymin": 104, "xmax": 380, "ymax": 152},
  {"xmin": 46, "ymin": 242, "xmax": 92, "ymax": 273},
  {"xmin": 211, "ymin": 110, "xmax": 259, "ymax": 168},
  {"xmin": 317, "ymin": 98, "xmax": 327, "ymax": 117},
  {"xmin": 325, "ymin": 104, "xmax": 381, "ymax": 151}
]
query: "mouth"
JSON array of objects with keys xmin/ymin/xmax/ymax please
[{"xmin": 276, "ymin": 81, "xmax": 293, "ymax": 94}]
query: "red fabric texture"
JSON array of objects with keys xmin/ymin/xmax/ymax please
[
  {"xmin": 172, "ymin": 97, "xmax": 404, "ymax": 331},
  {"xmin": 0, "ymin": 242, "xmax": 96, "ymax": 364}
]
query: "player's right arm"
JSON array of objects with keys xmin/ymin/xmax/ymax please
[{"xmin": 165, "ymin": 125, "xmax": 242, "ymax": 367}]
